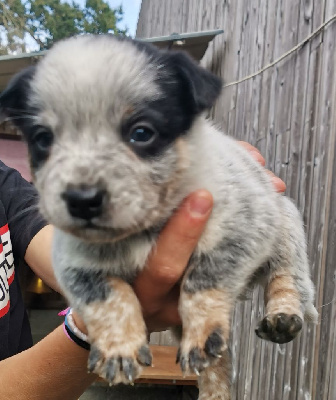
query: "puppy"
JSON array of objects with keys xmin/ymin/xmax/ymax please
[{"xmin": 0, "ymin": 35, "xmax": 317, "ymax": 399}]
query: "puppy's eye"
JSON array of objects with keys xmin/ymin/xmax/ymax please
[
  {"xmin": 129, "ymin": 124, "xmax": 157, "ymax": 145},
  {"xmin": 32, "ymin": 127, "xmax": 54, "ymax": 152}
]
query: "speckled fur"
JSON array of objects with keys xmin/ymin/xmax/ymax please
[
  {"xmin": 0, "ymin": 35, "xmax": 317, "ymax": 399},
  {"xmin": 83, "ymin": 278, "xmax": 149, "ymax": 384}
]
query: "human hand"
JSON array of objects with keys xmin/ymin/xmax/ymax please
[
  {"xmin": 238, "ymin": 141, "xmax": 286, "ymax": 193},
  {"xmin": 133, "ymin": 190, "xmax": 213, "ymax": 332}
]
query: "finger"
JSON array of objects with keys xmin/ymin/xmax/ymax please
[
  {"xmin": 237, "ymin": 141, "xmax": 259, "ymax": 153},
  {"xmin": 237, "ymin": 141, "xmax": 266, "ymax": 166},
  {"xmin": 250, "ymin": 151, "xmax": 266, "ymax": 166},
  {"xmin": 134, "ymin": 190, "xmax": 213, "ymax": 311},
  {"xmin": 238, "ymin": 141, "xmax": 285, "ymax": 191},
  {"xmin": 146, "ymin": 286, "xmax": 181, "ymax": 331},
  {"xmin": 266, "ymin": 171, "xmax": 287, "ymax": 193}
]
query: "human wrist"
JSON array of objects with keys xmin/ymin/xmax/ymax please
[
  {"xmin": 71, "ymin": 310, "xmax": 88, "ymax": 335},
  {"xmin": 61, "ymin": 308, "xmax": 90, "ymax": 350}
]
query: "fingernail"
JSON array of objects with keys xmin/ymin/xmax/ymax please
[
  {"xmin": 188, "ymin": 194, "xmax": 213, "ymax": 217},
  {"xmin": 271, "ymin": 176, "xmax": 281, "ymax": 184}
]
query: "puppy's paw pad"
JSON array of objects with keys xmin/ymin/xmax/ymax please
[
  {"xmin": 256, "ymin": 313, "xmax": 303, "ymax": 344},
  {"xmin": 178, "ymin": 328, "xmax": 227, "ymax": 375}
]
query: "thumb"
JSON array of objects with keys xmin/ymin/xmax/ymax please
[{"xmin": 134, "ymin": 190, "xmax": 213, "ymax": 308}]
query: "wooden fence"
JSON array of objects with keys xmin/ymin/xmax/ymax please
[{"xmin": 137, "ymin": 1, "xmax": 336, "ymax": 399}]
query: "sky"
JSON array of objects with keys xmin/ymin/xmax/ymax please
[
  {"xmin": 111, "ymin": 0, "xmax": 142, "ymax": 37},
  {"xmin": 74, "ymin": 0, "xmax": 141, "ymax": 37},
  {"xmin": 75, "ymin": 0, "xmax": 142, "ymax": 37}
]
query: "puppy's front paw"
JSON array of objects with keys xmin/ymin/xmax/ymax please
[
  {"xmin": 178, "ymin": 328, "xmax": 227, "ymax": 376},
  {"xmin": 79, "ymin": 277, "xmax": 152, "ymax": 384},
  {"xmin": 88, "ymin": 341, "xmax": 152, "ymax": 384},
  {"xmin": 256, "ymin": 313, "xmax": 303, "ymax": 344}
]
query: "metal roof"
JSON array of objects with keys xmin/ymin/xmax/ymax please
[
  {"xmin": 0, "ymin": 30, "xmax": 223, "ymax": 92},
  {"xmin": 0, "ymin": 51, "xmax": 46, "ymax": 92},
  {"xmin": 140, "ymin": 29, "xmax": 224, "ymax": 60}
]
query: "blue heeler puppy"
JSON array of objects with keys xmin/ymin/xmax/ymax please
[{"xmin": 0, "ymin": 35, "xmax": 318, "ymax": 400}]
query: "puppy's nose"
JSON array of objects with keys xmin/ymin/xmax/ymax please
[{"xmin": 62, "ymin": 186, "xmax": 105, "ymax": 220}]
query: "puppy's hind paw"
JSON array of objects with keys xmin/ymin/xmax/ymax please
[
  {"xmin": 178, "ymin": 328, "xmax": 227, "ymax": 376},
  {"xmin": 256, "ymin": 313, "xmax": 303, "ymax": 344}
]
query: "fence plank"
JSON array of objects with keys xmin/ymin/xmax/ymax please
[{"xmin": 137, "ymin": 1, "xmax": 336, "ymax": 398}]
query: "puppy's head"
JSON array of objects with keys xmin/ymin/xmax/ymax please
[{"xmin": 0, "ymin": 35, "xmax": 221, "ymax": 242}]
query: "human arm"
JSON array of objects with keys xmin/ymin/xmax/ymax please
[
  {"xmin": 0, "ymin": 324, "xmax": 96, "ymax": 400},
  {"xmin": 24, "ymin": 224, "xmax": 61, "ymax": 293},
  {"xmin": 0, "ymin": 189, "xmax": 213, "ymax": 400}
]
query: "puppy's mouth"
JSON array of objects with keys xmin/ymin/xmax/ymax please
[
  {"xmin": 63, "ymin": 219, "xmax": 140, "ymax": 243},
  {"xmin": 84, "ymin": 221, "xmax": 108, "ymax": 230}
]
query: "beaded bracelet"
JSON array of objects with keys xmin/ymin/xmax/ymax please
[{"xmin": 59, "ymin": 307, "xmax": 91, "ymax": 350}]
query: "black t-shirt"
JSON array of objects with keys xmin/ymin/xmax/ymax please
[{"xmin": 0, "ymin": 160, "xmax": 46, "ymax": 360}]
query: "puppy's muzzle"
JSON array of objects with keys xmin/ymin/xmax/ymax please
[{"xmin": 62, "ymin": 185, "xmax": 105, "ymax": 220}]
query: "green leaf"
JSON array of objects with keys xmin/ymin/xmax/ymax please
[{"xmin": 0, "ymin": 0, "xmax": 127, "ymax": 54}]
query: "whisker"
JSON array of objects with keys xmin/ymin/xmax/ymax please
[
  {"xmin": 2, "ymin": 107, "xmax": 36, "ymax": 116},
  {"xmin": 2, "ymin": 115, "xmax": 36, "ymax": 123}
]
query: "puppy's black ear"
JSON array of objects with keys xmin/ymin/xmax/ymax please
[
  {"xmin": 0, "ymin": 66, "xmax": 36, "ymax": 124},
  {"xmin": 167, "ymin": 52, "xmax": 222, "ymax": 114}
]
